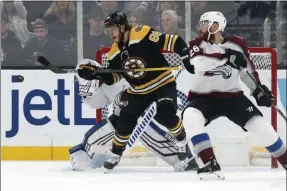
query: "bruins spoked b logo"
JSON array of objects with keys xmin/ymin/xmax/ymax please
[{"xmin": 122, "ymin": 57, "xmax": 146, "ymax": 79}]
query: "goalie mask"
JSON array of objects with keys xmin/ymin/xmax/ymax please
[{"xmin": 75, "ymin": 59, "xmax": 101, "ymax": 97}]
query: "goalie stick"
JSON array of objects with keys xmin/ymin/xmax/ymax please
[{"xmin": 36, "ymin": 56, "xmax": 180, "ymax": 74}]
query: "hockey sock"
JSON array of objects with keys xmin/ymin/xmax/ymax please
[
  {"xmin": 168, "ymin": 120, "xmax": 186, "ymax": 141},
  {"xmin": 191, "ymin": 133, "xmax": 216, "ymax": 164},
  {"xmin": 245, "ymin": 116, "xmax": 287, "ymax": 169},
  {"xmin": 182, "ymin": 107, "xmax": 216, "ymax": 164},
  {"xmin": 112, "ymin": 132, "xmax": 131, "ymax": 156},
  {"xmin": 265, "ymin": 138, "xmax": 287, "ymax": 169}
]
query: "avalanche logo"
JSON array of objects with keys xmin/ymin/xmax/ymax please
[{"xmin": 204, "ymin": 65, "xmax": 232, "ymax": 79}]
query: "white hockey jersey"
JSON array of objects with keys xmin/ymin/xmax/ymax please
[
  {"xmin": 186, "ymin": 35, "xmax": 260, "ymax": 97},
  {"xmin": 81, "ymin": 79, "xmax": 128, "ymax": 109}
]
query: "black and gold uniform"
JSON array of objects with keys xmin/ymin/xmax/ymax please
[
  {"xmin": 100, "ymin": 24, "xmax": 191, "ymax": 156},
  {"xmin": 77, "ymin": 11, "xmax": 194, "ymax": 164},
  {"xmin": 103, "ymin": 25, "xmax": 185, "ymax": 95}
]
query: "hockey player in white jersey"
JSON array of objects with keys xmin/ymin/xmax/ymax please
[
  {"xmin": 181, "ymin": 11, "xmax": 287, "ymax": 180},
  {"xmin": 69, "ymin": 59, "xmax": 198, "ymax": 172}
]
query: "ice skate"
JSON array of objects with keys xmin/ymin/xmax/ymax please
[
  {"xmin": 103, "ymin": 151, "xmax": 121, "ymax": 174},
  {"xmin": 197, "ymin": 158, "xmax": 225, "ymax": 180}
]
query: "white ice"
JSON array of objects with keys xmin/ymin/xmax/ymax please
[{"xmin": 2, "ymin": 162, "xmax": 286, "ymax": 191}]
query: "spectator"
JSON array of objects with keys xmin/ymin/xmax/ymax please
[
  {"xmin": 22, "ymin": 1, "xmax": 53, "ymax": 31},
  {"xmin": 0, "ymin": 0, "xmax": 31, "ymax": 47},
  {"xmin": 123, "ymin": 1, "xmax": 155, "ymax": 15},
  {"xmin": 128, "ymin": 12, "xmax": 141, "ymax": 27},
  {"xmin": 1, "ymin": 13, "xmax": 22, "ymax": 66},
  {"xmin": 23, "ymin": 19, "xmax": 67, "ymax": 66},
  {"xmin": 43, "ymin": 1, "xmax": 77, "ymax": 49},
  {"xmin": 84, "ymin": 1, "xmax": 124, "ymax": 18},
  {"xmin": 237, "ymin": 1, "xmax": 271, "ymax": 25},
  {"xmin": 153, "ymin": 2, "xmax": 178, "ymax": 31},
  {"xmin": 83, "ymin": 7, "xmax": 113, "ymax": 60},
  {"xmin": 100, "ymin": 1, "xmax": 120, "ymax": 17},
  {"xmin": 161, "ymin": 10, "xmax": 196, "ymax": 40}
]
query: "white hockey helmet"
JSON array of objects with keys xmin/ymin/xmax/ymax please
[
  {"xmin": 75, "ymin": 59, "xmax": 101, "ymax": 97},
  {"xmin": 198, "ymin": 11, "xmax": 227, "ymax": 34}
]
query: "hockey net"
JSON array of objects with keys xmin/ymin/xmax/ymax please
[{"xmin": 96, "ymin": 47, "xmax": 285, "ymax": 168}]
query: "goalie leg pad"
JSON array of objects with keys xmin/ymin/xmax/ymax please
[
  {"xmin": 69, "ymin": 144, "xmax": 92, "ymax": 171},
  {"xmin": 70, "ymin": 119, "xmax": 116, "ymax": 170},
  {"xmin": 142, "ymin": 119, "xmax": 198, "ymax": 171}
]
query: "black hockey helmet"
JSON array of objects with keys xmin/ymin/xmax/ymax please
[{"xmin": 104, "ymin": 11, "xmax": 128, "ymax": 28}]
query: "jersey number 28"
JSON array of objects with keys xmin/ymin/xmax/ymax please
[{"xmin": 190, "ymin": 45, "xmax": 200, "ymax": 57}]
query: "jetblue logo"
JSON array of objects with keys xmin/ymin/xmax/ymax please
[
  {"xmin": 204, "ymin": 65, "xmax": 232, "ymax": 79},
  {"xmin": 6, "ymin": 79, "xmax": 96, "ymax": 138}
]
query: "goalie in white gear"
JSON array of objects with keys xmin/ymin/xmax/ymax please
[
  {"xmin": 181, "ymin": 11, "xmax": 287, "ymax": 180},
  {"xmin": 69, "ymin": 59, "xmax": 198, "ymax": 172}
]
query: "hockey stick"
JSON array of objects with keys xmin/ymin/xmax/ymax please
[
  {"xmin": 90, "ymin": 102, "xmax": 157, "ymax": 153},
  {"xmin": 36, "ymin": 56, "xmax": 180, "ymax": 74},
  {"xmin": 246, "ymin": 71, "xmax": 287, "ymax": 122}
]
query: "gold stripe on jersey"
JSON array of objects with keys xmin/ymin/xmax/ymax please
[
  {"xmin": 108, "ymin": 43, "xmax": 120, "ymax": 60},
  {"xmin": 127, "ymin": 70, "xmax": 175, "ymax": 94},
  {"xmin": 171, "ymin": 35, "xmax": 178, "ymax": 52},
  {"xmin": 129, "ymin": 25, "xmax": 151, "ymax": 45},
  {"xmin": 163, "ymin": 34, "xmax": 170, "ymax": 51}
]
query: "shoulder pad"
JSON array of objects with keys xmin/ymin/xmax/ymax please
[
  {"xmin": 108, "ymin": 43, "xmax": 120, "ymax": 60},
  {"xmin": 129, "ymin": 25, "xmax": 151, "ymax": 45},
  {"xmin": 225, "ymin": 35, "xmax": 248, "ymax": 51},
  {"xmin": 189, "ymin": 36, "xmax": 204, "ymax": 48}
]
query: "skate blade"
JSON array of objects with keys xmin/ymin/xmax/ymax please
[
  {"xmin": 199, "ymin": 171, "xmax": 225, "ymax": 181},
  {"xmin": 104, "ymin": 168, "xmax": 114, "ymax": 174}
]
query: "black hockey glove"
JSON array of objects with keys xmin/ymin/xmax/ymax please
[
  {"xmin": 225, "ymin": 48, "xmax": 247, "ymax": 70},
  {"xmin": 77, "ymin": 63, "xmax": 105, "ymax": 81},
  {"xmin": 181, "ymin": 47, "xmax": 195, "ymax": 74},
  {"xmin": 252, "ymin": 84, "xmax": 274, "ymax": 107}
]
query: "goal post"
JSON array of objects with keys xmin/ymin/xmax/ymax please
[{"xmin": 95, "ymin": 47, "xmax": 282, "ymax": 168}]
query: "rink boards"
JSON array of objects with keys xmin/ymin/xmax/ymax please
[{"xmin": 1, "ymin": 70, "xmax": 286, "ymax": 166}]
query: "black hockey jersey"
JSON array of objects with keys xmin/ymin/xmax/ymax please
[{"xmin": 102, "ymin": 25, "xmax": 188, "ymax": 94}]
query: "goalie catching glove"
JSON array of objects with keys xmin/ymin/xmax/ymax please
[
  {"xmin": 252, "ymin": 84, "xmax": 274, "ymax": 107},
  {"xmin": 224, "ymin": 48, "xmax": 247, "ymax": 70},
  {"xmin": 77, "ymin": 59, "xmax": 106, "ymax": 80}
]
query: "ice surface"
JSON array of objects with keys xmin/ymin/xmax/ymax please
[{"xmin": 1, "ymin": 162, "xmax": 286, "ymax": 191}]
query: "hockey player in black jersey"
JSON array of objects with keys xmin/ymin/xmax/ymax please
[{"xmin": 77, "ymin": 11, "xmax": 195, "ymax": 173}]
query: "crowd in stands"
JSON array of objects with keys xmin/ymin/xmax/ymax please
[{"xmin": 1, "ymin": 1, "xmax": 281, "ymax": 67}]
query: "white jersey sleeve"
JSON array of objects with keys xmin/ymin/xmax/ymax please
[{"xmin": 82, "ymin": 80, "xmax": 127, "ymax": 109}]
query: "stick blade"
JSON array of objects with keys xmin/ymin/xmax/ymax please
[{"xmin": 37, "ymin": 56, "xmax": 50, "ymax": 67}]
